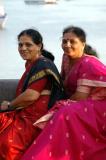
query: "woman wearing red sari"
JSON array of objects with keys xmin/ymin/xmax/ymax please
[
  {"xmin": 21, "ymin": 26, "xmax": 106, "ymax": 160},
  {"xmin": 0, "ymin": 28, "xmax": 65, "ymax": 160}
]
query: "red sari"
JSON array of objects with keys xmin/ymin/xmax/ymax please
[
  {"xmin": 0, "ymin": 56, "xmax": 65, "ymax": 160},
  {"xmin": 21, "ymin": 55, "xmax": 106, "ymax": 160}
]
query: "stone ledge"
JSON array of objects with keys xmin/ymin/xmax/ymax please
[{"xmin": 0, "ymin": 79, "xmax": 19, "ymax": 103}]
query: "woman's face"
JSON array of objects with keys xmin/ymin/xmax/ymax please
[
  {"xmin": 62, "ymin": 32, "xmax": 85, "ymax": 59},
  {"xmin": 18, "ymin": 35, "xmax": 41, "ymax": 62}
]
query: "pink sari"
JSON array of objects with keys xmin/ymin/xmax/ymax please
[{"xmin": 21, "ymin": 55, "xmax": 106, "ymax": 160}]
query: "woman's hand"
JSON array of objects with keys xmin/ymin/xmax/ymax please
[{"xmin": 0, "ymin": 100, "xmax": 10, "ymax": 110}]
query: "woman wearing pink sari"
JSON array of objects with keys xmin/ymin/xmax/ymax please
[{"xmin": 21, "ymin": 26, "xmax": 106, "ymax": 160}]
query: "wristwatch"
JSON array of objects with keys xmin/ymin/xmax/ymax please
[{"xmin": 7, "ymin": 102, "xmax": 11, "ymax": 108}]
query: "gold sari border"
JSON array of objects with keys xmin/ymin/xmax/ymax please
[{"xmin": 28, "ymin": 69, "xmax": 60, "ymax": 85}]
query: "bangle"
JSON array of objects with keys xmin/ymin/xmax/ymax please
[{"xmin": 7, "ymin": 102, "xmax": 10, "ymax": 108}]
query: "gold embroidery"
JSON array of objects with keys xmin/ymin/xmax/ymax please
[{"xmin": 28, "ymin": 69, "xmax": 60, "ymax": 85}]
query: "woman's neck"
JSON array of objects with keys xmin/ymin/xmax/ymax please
[
  {"xmin": 28, "ymin": 55, "xmax": 42, "ymax": 64},
  {"xmin": 26, "ymin": 55, "xmax": 42, "ymax": 68},
  {"xmin": 69, "ymin": 57, "xmax": 80, "ymax": 67}
]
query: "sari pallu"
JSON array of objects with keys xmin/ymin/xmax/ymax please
[
  {"xmin": 21, "ymin": 55, "xmax": 106, "ymax": 160},
  {"xmin": 22, "ymin": 57, "xmax": 66, "ymax": 109},
  {"xmin": 0, "ymin": 57, "xmax": 65, "ymax": 160}
]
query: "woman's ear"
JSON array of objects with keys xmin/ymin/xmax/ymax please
[
  {"xmin": 82, "ymin": 42, "xmax": 86, "ymax": 51},
  {"xmin": 83, "ymin": 42, "xmax": 86, "ymax": 48},
  {"xmin": 38, "ymin": 43, "xmax": 42, "ymax": 51}
]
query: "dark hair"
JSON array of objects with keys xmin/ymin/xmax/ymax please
[
  {"xmin": 18, "ymin": 28, "xmax": 43, "ymax": 50},
  {"xmin": 42, "ymin": 49, "xmax": 55, "ymax": 62},
  {"xmin": 84, "ymin": 44, "xmax": 98, "ymax": 57},
  {"xmin": 62, "ymin": 25, "xmax": 86, "ymax": 43}
]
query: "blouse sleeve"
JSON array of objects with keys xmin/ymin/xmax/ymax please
[
  {"xmin": 77, "ymin": 56, "xmax": 106, "ymax": 87},
  {"xmin": 27, "ymin": 77, "xmax": 48, "ymax": 92}
]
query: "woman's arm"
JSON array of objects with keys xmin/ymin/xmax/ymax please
[
  {"xmin": 1, "ymin": 78, "xmax": 48, "ymax": 111},
  {"xmin": 1, "ymin": 89, "xmax": 40, "ymax": 110},
  {"xmin": 70, "ymin": 91, "xmax": 89, "ymax": 101},
  {"xmin": 11, "ymin": 89, "xmax": 40, "ymax": 107},
  {"xmin": 70, "ymin": 85, "xmax": 91, "ymax": 101}
]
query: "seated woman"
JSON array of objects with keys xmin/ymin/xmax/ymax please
[
  {"xmin": 0, "ymin": 28, "xmax": 65, "ymax": 160},
  {"xmin": 21, "ymin": 26, "xmax": 106, "ymax": 160}
]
